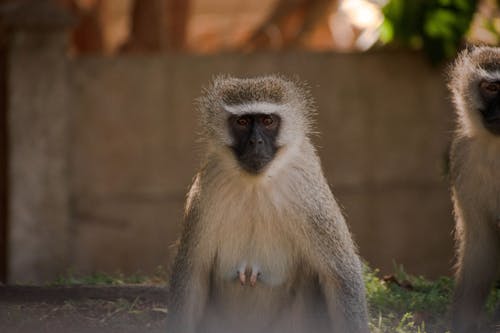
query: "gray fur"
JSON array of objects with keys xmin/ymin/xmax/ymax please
[
  {"xmin": 167, "ymin": 75, "xmax": 369, "ymax": 333},
  {"xmin": 449, "ymin": 46, "xmax": 500, "ymax": 333}
]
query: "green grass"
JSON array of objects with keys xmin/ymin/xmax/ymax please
[
  {"xmin": 51, "ymin": 264, "xmax": 500, "ymax": 333},
  {"xmin": 365, "ymin": 263, "xmax": 500, "ymax": 333},
  {"xmin": 365, "ymin": 264, "xmax": 451, "ymax": 333}
]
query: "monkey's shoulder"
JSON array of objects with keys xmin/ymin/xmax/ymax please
[
  {"xmin": 449, "ymin": 137, "xmax": 471, "ymax": 182},
  {"xmin": 183, "ymin": 173, "xmax": 202, "ymax": 223},
  {"xmin": 450, "ymin": 136, "xmax": 500, "ymax": 196}
]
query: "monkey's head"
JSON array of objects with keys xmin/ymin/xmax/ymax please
[
  {"xmin": 450, "ymin": 46, "xmax": 500, "ymax": 137},
  {"xmin": 198, "ymin": 75, "xmax": 315, "ymax": 174}
]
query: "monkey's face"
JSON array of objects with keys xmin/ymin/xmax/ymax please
[
  {"xmin": 228, "ymin": 113, "xmax": 281, "ymax": 174},
  {"xmin": 450, "ymin": 47, "xmax": 500, "ymax": 137},
  {"xmin": 477, "ymin": 79, "xmax": 500, "ymax": 135},
  {"xmin": 198, "ymin": 75, "xmax": 314, "ymax": 173}
]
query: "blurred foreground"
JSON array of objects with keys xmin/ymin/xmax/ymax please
[{"xmin": 2, "ymin": 267, "xmax": 499, "ymax": 333}]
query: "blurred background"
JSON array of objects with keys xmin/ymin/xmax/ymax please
[{"xmin": 0, "ymin": 0, "xmax": 499, "ymax": 284}]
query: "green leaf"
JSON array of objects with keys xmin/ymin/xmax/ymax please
[{"xmin": 379, "ymin": 0, "xmax": 478, "ymax": 63}]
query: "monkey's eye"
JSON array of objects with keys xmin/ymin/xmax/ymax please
[
  {"xmin": 261, "ymin": 115, "xmax": 274, "ymax": 127},
  {"xmin": 480, "ymin": 81, "xmax": 500, "ymax": 97},
  {"xmin": 236, "ymin": 117, "xmax": 249, "ymax": 126}
]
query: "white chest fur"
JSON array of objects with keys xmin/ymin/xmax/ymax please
[{"xmin": 199, "ymin": 173, "xmax": 301, "ymax": 287}]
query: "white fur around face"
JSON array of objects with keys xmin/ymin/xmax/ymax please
[
  {"xmin": 478, "ymin": 69, "xmax": 500, "ymax": 82},
  {"xmin": 215, "ymin": 103, "xmax": 307, "ymax": 149},
  {"xmin": 223, "ymin": 102, "xmax": 285, "ymax": 115}
]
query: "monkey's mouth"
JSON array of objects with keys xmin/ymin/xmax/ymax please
[
  {"xmin": 237, "ymin": 153, "xmax": 273, "ymax": 174},
  {"xmin": 479, "ymin": 107, "xmax": 500, "ymax": 135},
  {"xmin": 483, "ymin": 117, "xmax": 500, "ymax": 136},
  {"xmin": 231, "ymin": 142, "xmax": 279, "ymax": 175}
]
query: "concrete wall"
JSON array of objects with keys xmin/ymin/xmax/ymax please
[
  {"xmin": 65, "ymin": 52, "xmax": 454, "ymax": 281},
  {"xmin": 4, "ymin": 3, "xmax": 456, "ymax": 282},
  {"xmin": 4, "ymin": 0, "xmax": 73, "ymax": 283}
]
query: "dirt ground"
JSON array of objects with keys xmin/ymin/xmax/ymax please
[{"xmin": 0, "ymin": 285, "xmax": 168, "ymax": 333}]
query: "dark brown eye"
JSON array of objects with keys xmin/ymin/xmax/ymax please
[
  {"xmin": 262, "ymin": 116, "xmax": 274, "ymax": 126},
  {"xmin": 236, "ymin": 117, "xmax": 249, "ymax": 126},
  {"xmin": 480, "ymin": 81, "xmax": 500, "ymax": 96}
]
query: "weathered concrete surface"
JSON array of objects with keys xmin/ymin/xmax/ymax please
[
  {"xmin": 66, "ymin": 51, "xmax": 454, "ymax": 279},
  {"xmin": 7, "ymin": 30, "xmax": 71, "ymax": 283}
]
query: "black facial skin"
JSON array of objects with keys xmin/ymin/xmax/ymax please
[
  {"xmin": 478, "ymin": 80, "xmax": 500, "ymax": 135},
  {"xmin": 228, "ymin": 113, "xmax": 281, "ymax": 174}
]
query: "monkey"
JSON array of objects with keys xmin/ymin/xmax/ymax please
[
  {"xmin": 449, "ymin": 46, "xmax": 500, "ymax": 333},
  {"xmin": 166, "ymin": 75, "xmax": 370, "ymax": 333}
]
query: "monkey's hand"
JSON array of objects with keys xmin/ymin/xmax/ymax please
[{"xmin": 237, "ymin": 263, "xmax": 261, "ymax": 287}]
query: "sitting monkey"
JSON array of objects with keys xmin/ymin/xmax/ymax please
[{"xmin": 167, "ymin": 75, "xmax": 370, "ymax": 333}]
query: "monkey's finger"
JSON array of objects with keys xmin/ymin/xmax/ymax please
[
  {"xmin": 250, "ymin": 271, "xmax": 259, "ymax": 287},
  {"xmin": 238, "ymin": 270, "xmax": 246, "ymax": 285}
]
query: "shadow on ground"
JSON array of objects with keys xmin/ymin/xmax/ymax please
[{"xmin": 0, "ymin": 286, "xmax": 168, "ymax": 333}]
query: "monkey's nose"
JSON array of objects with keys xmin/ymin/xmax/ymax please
[{"xmin": 249, "ymin": 138, "xmax": 263, "ymax": 145}]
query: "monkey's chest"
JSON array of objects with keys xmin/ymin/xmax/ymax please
[
  {"xmin": 214, "ymin": 230, "xmax": 296, "ymax": 287},
  {"xmin": 214, "ymin": 213, "xmax": 296, "ymax": 287},
  {"xmin": 204, "ymin": 181, "xmax": 301, "ymax": 289}
]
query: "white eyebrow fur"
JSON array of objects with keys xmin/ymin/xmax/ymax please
[
  {"xmin": 223, "ymin": 102, "xmax": 284, "ymax": 115},
  {"xmin": 479, "ymin": 68, "xmax": 500, "ymax": 81}
]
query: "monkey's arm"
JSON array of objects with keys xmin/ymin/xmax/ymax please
[
  {"xmin": 449, "ymin": 138, "xmax": 500, "ymax": 333},
  {"xmin": 167, "ymin": 182, "xmax": 211, "ymax": 333},
  {"xmin": 451, "ymin": 193, "xmax": 499, "ymax": 333},
  {"xmin": 303, "ymin": 193, "xmax": 370, "ymax": 333}
]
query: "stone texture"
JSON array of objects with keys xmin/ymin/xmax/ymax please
[
  {"xmin": 72, "ymin": 195, "xmax": 184, "ymax": 275},
  {"xmin": 7, "ymin": 31, "xmax": 71, "ymax": 283}
]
